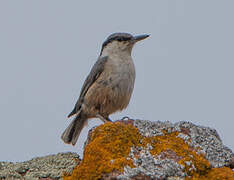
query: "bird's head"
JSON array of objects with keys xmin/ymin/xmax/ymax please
[{"xmin": 100, "ymin": 32, "xmax": 149, "ymax": 56}]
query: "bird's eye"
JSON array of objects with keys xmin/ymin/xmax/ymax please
[{"xmin": 116, "ymin": 37, "xmax": 131, "ymax": 42}]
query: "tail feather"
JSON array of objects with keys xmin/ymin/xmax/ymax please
[{"xmin": 61, "ymin": 115, "xmax": 87, "ymax": 146}]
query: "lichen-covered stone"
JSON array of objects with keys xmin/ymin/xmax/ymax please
[
  {"xmin": 0, "ymin": 152, "xmax": 80, "ymax": 180},
  {"xmin": 1, "ymin": 120, "xmax": 233, "ymax": 180},
  {"xmin": 64, "ymin": 122, "xmax": 142, "ymax": 180},
  {"xmin": 64, "ymin": 119, "xmax": 234, "ymax": 180}
]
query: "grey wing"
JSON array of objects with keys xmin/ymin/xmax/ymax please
[{"xmin": 67, "ymin": 56, "xmax": 108, "ymax": 118}]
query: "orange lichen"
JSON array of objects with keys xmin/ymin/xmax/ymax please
[
  {"xmin": 64, "ymin": 122, "xmax": 141, "ymax": 180},
  {"xmin": 64, "ymin": 121, "xmax": 233, "ymax": 180},
  {"xmin": 187, "ymin": 167, "xmax": 234, "ymax": 180},
  {"xmin": 142, "ymin": 131, "xmax": 210, "ymax": 176}
]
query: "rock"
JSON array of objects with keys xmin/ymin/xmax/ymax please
[
  {"xmin": 64, "ymin": 119, "xmax": 234, "ymax": 180},
  {"xmin": 1, "ymin": 119, "xmax": 233, "ymax": 180},
  {"xmin": 134, "ymin": 120, "xmax": 233, "ymax": 168},
  {"xmin": 0, "ymin": 152, "xmax": 80, "ymax": 180}
]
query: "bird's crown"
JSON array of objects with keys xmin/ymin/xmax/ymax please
[{"xmin": 102, "ymin": 33, "xmax": 133, "ymax": 48}]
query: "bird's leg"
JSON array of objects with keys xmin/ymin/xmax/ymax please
[
  {"xmin": 121, "ymin": 116, "xmax": 130, "ymax": 120},
  {"xmin": 96, "ymin": 114, "xmax": 112, "ymax": 123}
]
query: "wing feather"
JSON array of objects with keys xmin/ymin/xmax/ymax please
[{"xmin": 67, "ymin": 56, "xmax": 108, "ymax": 118}]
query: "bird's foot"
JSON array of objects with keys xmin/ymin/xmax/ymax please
[{"xmin": 121, "ymin": 116, "xmax": 130, "ymax": 120}]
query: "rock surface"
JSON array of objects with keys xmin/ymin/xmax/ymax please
[
  {"xmin": 1, "ymin": 119, "xmax": 234, "ymax": 180},
  {"xmin": 0, "ymin": 152, "xmax": 80, "ymax": 180},
  {"xmin": 64, "ymin": 119, "xmax": 234, "ymax": 180}
]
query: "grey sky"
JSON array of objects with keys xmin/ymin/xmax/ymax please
[{"xmin": 0, "ymin": 1, "xmax": 233, "ymax": 162}]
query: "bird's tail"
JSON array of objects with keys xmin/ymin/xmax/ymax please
[{"xmin": 61, "ymin": 114, "xmax": 87, "ymax": 146}]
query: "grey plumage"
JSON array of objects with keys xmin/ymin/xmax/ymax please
[
  {"xmin": 67, "ymin": 56, "xmax": 109, "ymax": 118},
  {"xmin": 61, "ymin": 32, "xmax": 149, "ymax": 145}
]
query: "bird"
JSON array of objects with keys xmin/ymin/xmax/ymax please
[{"xmin": 61, "ymin": 32, "xmax": 149, "ymax": 145}]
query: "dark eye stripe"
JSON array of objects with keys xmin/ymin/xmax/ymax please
[
  {"xmin": 102, "ymin": 36, "xmax": 131, "ymax": 47},
  {"xmin": 116, "ymin": 36, "xmax": 132, "ymax": 41},
  {"xmin": 100, "ymin": 33, "xmax": 133, "ymax": 54}
]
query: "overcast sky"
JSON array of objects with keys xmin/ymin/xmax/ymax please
[{"xmin": 0, "ymin": 1, "xmax": 233, "ymax": 162}]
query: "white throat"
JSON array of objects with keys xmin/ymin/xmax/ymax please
[{"xmin": 100, "ymin": 41, "xmax": 133, "ymax": 58}]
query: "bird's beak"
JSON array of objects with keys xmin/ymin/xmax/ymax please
[{"xmin": 133, "ymin": 34, "xmax": 150, "ymax": 43}]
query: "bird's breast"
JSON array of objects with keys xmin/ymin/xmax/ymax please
[
  {"xmin": 104, "ymin": 56, "xmax": 135, "ymax": 94},
  {"xmin": 83, "ymin": 55, "xmax": 136, "ymax": 116}
]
